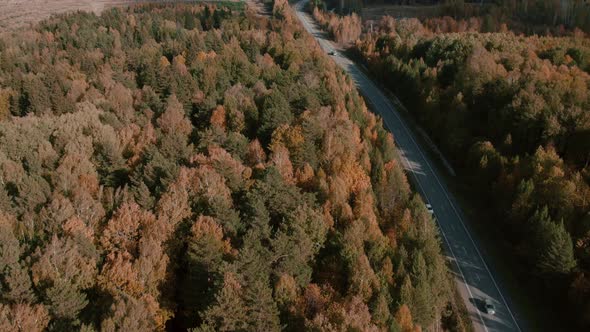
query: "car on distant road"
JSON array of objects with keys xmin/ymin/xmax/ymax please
[
  {"xmin": 426, "ymin": 203, "xmax": 434, "ymax": 214},
  {"xmin": 327, "ymin": 50, "xmax": 336, "ymax": 56},
  {"xmin": 484, "ymin": 298, "xmax": 496, "ymax": 315},
  {"xmin": 426, "ymin": 203, "xmax": 437, "ymax": 220},
  {"xmin": 426, "ymin": 204, "xmax": 436, "ymax": 220}
]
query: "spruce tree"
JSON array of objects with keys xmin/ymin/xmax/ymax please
[
  {"xmin": 409, "ymin": 251, "xmax": 435, "ymax": 327},
  {"xmin": 244, "ymin": 275, "xmax": 281, "ymax": 331},
  {"xmin": 531, "ymin": 207, "xmax": 577, "ymax": 276},
  {"xmin": 201, "ymin": 273, "xmax": 248, "ymax": 332}
]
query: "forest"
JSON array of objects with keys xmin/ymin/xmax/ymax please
[
  {"xmin": 325, "ymin": 0, "xmax": 590, "ymax": 35},
  {"xmin": 312, "ymin": 2, "xmax": 590, "ymax": 328},
  {"xmin": 439, "ymin": 0, "xmax": 590, "ymax": 34},
  {"xmin": 0, "ymin": 1, "xmax": 460, "ymax": 331}
]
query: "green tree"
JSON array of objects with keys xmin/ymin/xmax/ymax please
[
  {"xmin": 181, "ymin": 216, "xmax": 230, "ymax": 325},
  {"xmin": 409, "ymin": 251, "xmax": 436, "ymax": 327},
  {"xmin": 200, "ymin": 272, "xmax": 248, "ymax": 331},
  {"xmin": 531, "ymin": 207, "xmax": 577, "ymax": 276},
  {"xmin": 0, "ymin": 89, "xmax": 10, "ymax": 120},
  {"xmin": 243, "ymin": 275, "xmax": 281, "ymax": 331},
  {"xmin": 258, "ymin": 89, "xmax": 293, "ymax": 144},
  {"xmin": 0, "ymin": 213, "xmax": 35, "ymax": 303}
]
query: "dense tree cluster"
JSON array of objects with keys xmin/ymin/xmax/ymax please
[
  {"xmin": 360, "ymin": 0, "xmax": 590, "ymax": 35},
  {"xmin": 446, "ymin": 0, "xmax": 590, "ymax": 34},
  {"xmin": 347, "ymin": 13, "xmax": 590, "ymax": 328},
  {"xmin": 0, "ymin": 2, "xmax": 455, "ymax": 331},
  {"xmin": 313, "ymin": 6, "xmax": 362, "ymax": 45},
  {"xmin": 321, "ymin": 0, "xmax": 590, "ymax": 35}
]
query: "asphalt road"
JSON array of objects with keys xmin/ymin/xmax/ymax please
[{"xmin": 293, "ymin": 2, "xmax": 525, "ymax": 331}]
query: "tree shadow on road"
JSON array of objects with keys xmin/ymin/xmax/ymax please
[{"xmin": 469, "ymin": 297, "xmax": 485, "ymax": 313}]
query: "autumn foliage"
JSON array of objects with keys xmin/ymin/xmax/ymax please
[
  {"xmin": 0, "ymin": 2, "xmax": 454, "ymax": 331},
  {"xmin": 313, "ymin": 6, "xmax": 362, "ymax": 45},
  {"xmin": 332, "ymin": 10, "xmax": 590, "ymax": 329}
]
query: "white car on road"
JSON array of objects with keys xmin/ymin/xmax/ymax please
[
  {"xmin": 426, "ymin": 203, "xmax": 437, "ymax": 220},
  {"xmin": 426, "ymin": 203, "xmax": 436, "ymax": 214}
]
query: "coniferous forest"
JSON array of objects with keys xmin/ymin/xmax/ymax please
[
  {"xmin": 306, "ymin": 3, "xmax": 590, "ymax": 328},
  {"xmin": 0, "ymin": 2, "xmax": 455, "ymax": 331},
  {"xmin": 351, "ymin": 15, "xmax": 590, "ymax": 328}
]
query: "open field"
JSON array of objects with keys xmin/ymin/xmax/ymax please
[
  {"xmin": 0, "ymin": 0, "xmax": 134, "ymax": 31},
  {"xmin": 0, "ymin": 0, "xmax": 241, "ymax": 32}
]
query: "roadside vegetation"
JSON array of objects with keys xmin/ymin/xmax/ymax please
[
  {"xmin": 0, "ymin": 1, "xmax": 460, "ymax": 331},
  {"xmin": 312, "ymin": 6, "xmax": 361, "ymax": 45},
  {"xmin": 311, "ymin": 1, "xmax": 590, "ymax": 329}
]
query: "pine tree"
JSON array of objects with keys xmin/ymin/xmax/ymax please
[
  {"xmin": 258, "ymin": 89, "xmax": 293, "ymax": 144},
  {"xmin": 0, "ymin": 213, "xmax": 35, "ymax": 303},
  {"xmin": 531, "ymin": 207, "xmax": 577, "ymax": 276},
  {"xmin": 201, "ymin": 272, "xmax": 248, "ymax": 331},
  {"xmin": 3, "ymin": 265, "xmax": 35, "ymax": 303},
  {"xmin": 370, "ymin": 287, "xmax": 392, "ymax": 327},
  {"xmin": 131, "ymin": 177, "xmax": 155, "ymax": 210},
  {"xmin": 244, "ymin": 275, "xmax": 281, "ymax": 331},
  {"xmin": 0, "ymin": 89, "xmax": 10, "ymax": 120},
  {"xmin": 399, "ymin": 275, "xmax": 413, "ymax": 306},
  {"xmin": 44, "ymin": 279, "xmax": 88, "ymax": 320},
  {"xmin": 409, "ymin": 251, "xmax": 436, "ymax": 327},
  {"xmin": 181, "ymin": 216, "xmax": 231, "ymax": 324}
]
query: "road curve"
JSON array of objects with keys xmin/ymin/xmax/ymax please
[{"xmin": 292, "ymin": 2, "xmax": 525, "ymax": 331}]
